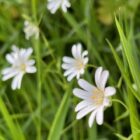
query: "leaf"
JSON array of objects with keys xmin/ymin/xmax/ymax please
[
  {"xmin": 0, "ymin": 97, "xmax": 25, "ymax": 140},
  {"xmin": 47, "ymin": 86, "xmax": 71, "ymax": 140}
]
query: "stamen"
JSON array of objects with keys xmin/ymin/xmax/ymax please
[
  {"xmin": 92, "ymin": 88, "xmax": 104, "ymax": 105},
  {"xmin": 75, "ymin": 59, "xmax": 84, "ymax": 70},
  {"xmin": 20, "ymin": 64, "xmax": 26, "ymax": 71}
]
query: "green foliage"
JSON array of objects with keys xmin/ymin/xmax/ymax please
[{"xmin": 0, "ymin": 0, "xmax": 140, "ymax": 140}]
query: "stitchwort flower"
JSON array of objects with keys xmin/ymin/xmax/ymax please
[
  {"xmin": 73, "ymin": 67, "xmax": 116, "ymax": 127},
  {"xmin": 2, "ymin": 45, "xmax": 36, "ymax": 90},
  {"xmin": 62, "ymin": 43, "xmax": 88, "ymax": 81},
  {"xmin": 47, "ymin": 0, "xmax": 71, "ymax": 14},
  {"xmin": 23, "ymin": 20, "xmax": 39, "ymax": 40}
]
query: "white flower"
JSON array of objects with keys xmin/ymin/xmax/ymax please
[
  {"xmin": 2, "ymin": 45, "xmax": 37, "ymax": 90},
  {"xmin": 73, "ymin": 67, "xmax": 116, "ymax": 127},
  {"xmin": 47, "ymin": 0, "xmax": 71, "ymax": 14},
  {"xmin": 23, "ymin": 20, "xmax": 39, "ymax": 40},
  {"xmin": 62, "ymin": 43, "xmax": 88, "ymax": 81}
]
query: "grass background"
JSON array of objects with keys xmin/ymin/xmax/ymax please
[{"xmin": 0, "ymin": 0, "xmax": 140, "ymax": 139}]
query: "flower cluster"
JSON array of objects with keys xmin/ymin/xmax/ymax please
[{"xmin": 62, "ymin": 43, "xmax": 116, "ymax": 127}]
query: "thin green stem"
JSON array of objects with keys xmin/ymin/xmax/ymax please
[
  {"xmin": 34, "ymin": 39, "xmax": 42, "ymax": 140},
  {"xmin": 86, "ymin": 64, "xmax": 97, "ymax": 69},
  {"xmin": 31, "ymin": 0, "xmax": 37, "ymax": 21},
  {"xmin": 112, "ymin": 99, "xmax": 128, "ymax": 111},
  {"xmin": 31, "ymin": 0, "xmax": 41, "ymax": 139}
]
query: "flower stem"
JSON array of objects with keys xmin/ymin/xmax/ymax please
[
  {"xmin": 86, "ymin": 64, "xmax": 97, "ymax": 69},
  {"xmin": 31, "ymin": 0, "xmax": 41, "ymax": 139}
]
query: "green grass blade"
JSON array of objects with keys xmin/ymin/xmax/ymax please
[
  {"xmin": 115, "ymin": 17, "xmax": 140, "ymax": 97},
  {"xmin": 107, "ymin": 40, "xmax": 140, "ymax": 102},
  {"xmin": 47, "ymin": 86, "xmax": 71, "ymax": 140},
  {"xmin": 0, "ymin": 97, "xmax": 25, "ymax": 140}
]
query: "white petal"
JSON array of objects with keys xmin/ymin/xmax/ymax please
[
  {"xmin": 26, "ymin": 66, "xmax": 36, "ymax": 73},
  {"xmin": 76, "ymin": 105, "xmax": 96, "ymax": 120},
  {"xmin": 61, "ymin": 0, "xmax": 70, "ymax": 12},
  {"xmin": 26, "ymin": 60, "xmax": 35, "ymax": 66},
  {"xmin": 82, "ymin": 50, "xmax": 88, "ymax": 57},
  {"xmin": 24, "ymin": 48, "xmax": 33, "ymax": 59},
  {"xmin": 73, "ymin": 88, "xmax": 92, "ymax": 99},
  {"xmin": 47, "ymin": 0, "xmax": 61, "ymax": 14},
  {"xmin": 76, "ymin": 73, "xmax": 81, "ymax": 79},
  {"xmin": 88, "ymin": 110, "xmax": 97, "ymax": 127},
  {"xmin": 62, "ymin": 56, "xmax": 75, "ymax": 64},
  {"xmin": 76, "ymin": 43, "xmax": 82, "ymax": 58},
  {"xmin": 95, "ymin": 67, "xmax": 103, "ymax": 87},
  {"xmin": 75, "ymin": 100, "xmax": 92, "ymax": 112},
  {"xmin": 6, "ymin": 54, "xmax": 15, "ymax": 64},
  {"xmin": 2, "ymin": 67, "xmax": 14, "ymax": 75},
  {"xmin": 79, "ymin": 69, "xmax": 84, "ymax": 75},
  {"xmin": 67, "ymin": 72, "xmax": 77, "ymax": 81},
  {"xmin": 72, "ymin": 44, "xmax": 78, "ymax": 59},
  {"xmin": 11, "ymin": 73, "xmax": 24, "ymax": 90},
  {"xmin": 99, "ymin": 70, "xmax": 109, "ymax": 89},
  {"xmin": 103, "ymin": 98, "xmax": 110, "ymax": 107},
  {"xmin": 64, "ymin": 68, "xmax": 75, "ymax": 76},
  {"xmin": 83, "ymin": 57, "xmax": 88, "ymax": 65},
  {"xmin": 105, "ymin": 87, "xmax": 116, "ymax": 97},
  {"xmin": 17, "ymin": 73, "xmax": 24, "ymax": 89},
  {"xmin": 62, "ymin": 63, "xmax": 72, "ymax": 70},
  {"xmin": 96, "ymin": 106, "xmax": 104, "ymax": 125},
  {"xmin": 78, "ymin": 79, "xmax": 95, "ymax": 92},
  {"xmin": 2, "ymin": 69, "xmax": 18, "ymax": 81}
]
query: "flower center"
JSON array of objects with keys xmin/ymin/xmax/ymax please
[
  {"xmin": 20, "ymin": 64, "xmax": 26, "ymax": 72},
  {"xmin": 75, "ymin": 59, "xmax": 84, "ymax": 70},
  {"xmin": 92, "ymin": 88, "xmax": 104, "ymax": 105}
]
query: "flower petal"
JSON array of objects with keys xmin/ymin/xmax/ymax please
[
  {"xmin": 88, "ymin": 110, "xmax": 97, "ymax": 127},
  {"xmin": 83, "ymin": 57, "xmax": 88, "ymax": 65},
  {"xmin": 23, "ymin": 48, "xmax": 33, "ymax": 59},
  {"xmin": 26, "ymin": 66, "xmax": 37, "ymax": 73},
  {"xmin": 62, "ymin": 56, "xmax": 75, "ymax": 64},
  {"xmin": 105, "ymin": 87, "xmax": 116, "ymax": 97},
  {"xmin": 76, "ymin": 43, "xmax": 82, "ymax": 58},
  {"xmin": 75, "ymin": 100, "xmax": 93, "ymax": 112},
  {"xmin": 11, "ymin": 73, "xmax": 24, "ymax": 90},
  {"xmin": 17, "ymin": 73, "xmax": 24, "ymax": 89},
  {"xmin": 96, "ymin": 106, "xmax": 104, "ymax": 125},
  {"xmin": 61, "ymin": 0, "xmax": 71, "ymax": 12},
  {"xmin": 99, "ymin": 70, "xmax": 109, "ymax": 89},
  {"xmin": 78, "ymin": 79, "xmax": 95, "ymax": 92},
  {"xmin": 82, "ymin": 50, "xmax": 88, "ymax": 58},
  {"xmin": 62, "ymin": 63, "xmax": 73, "ymax": 70},
  {"xmin": 73, "ymin": 88, "xmax": 92, "ymax": 99},
  {"xmin": 2, "ymin": 69, "xmax": 18, "ymax": 81},
  {"xmin": 95, "ymin": 67, "xmax": 103, "ymax": 87},
  {"xmin": 76, "ymin": 105, "xmax": 96, "ymax": 120},
  {"xmin": 72, "ymin": 44, "xmax": 78, "ymax": 59},
  {"xmin": 67, "ymin": 71, "xmax": 77, "ymax": 81},
  {"xmin": 103, "ymin": 98, "xmax": 110, "ymax": 107},
  {"xmin": 64, "ymin": 68, "xmax": 75, "ymax": 76},
  {"xmin": 6, "ymin": 54, "xmax": 15, "ymax": 64},
  {"xmin": 26, "ymin": 60, "xmax": 35, "ymax": 66}
]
